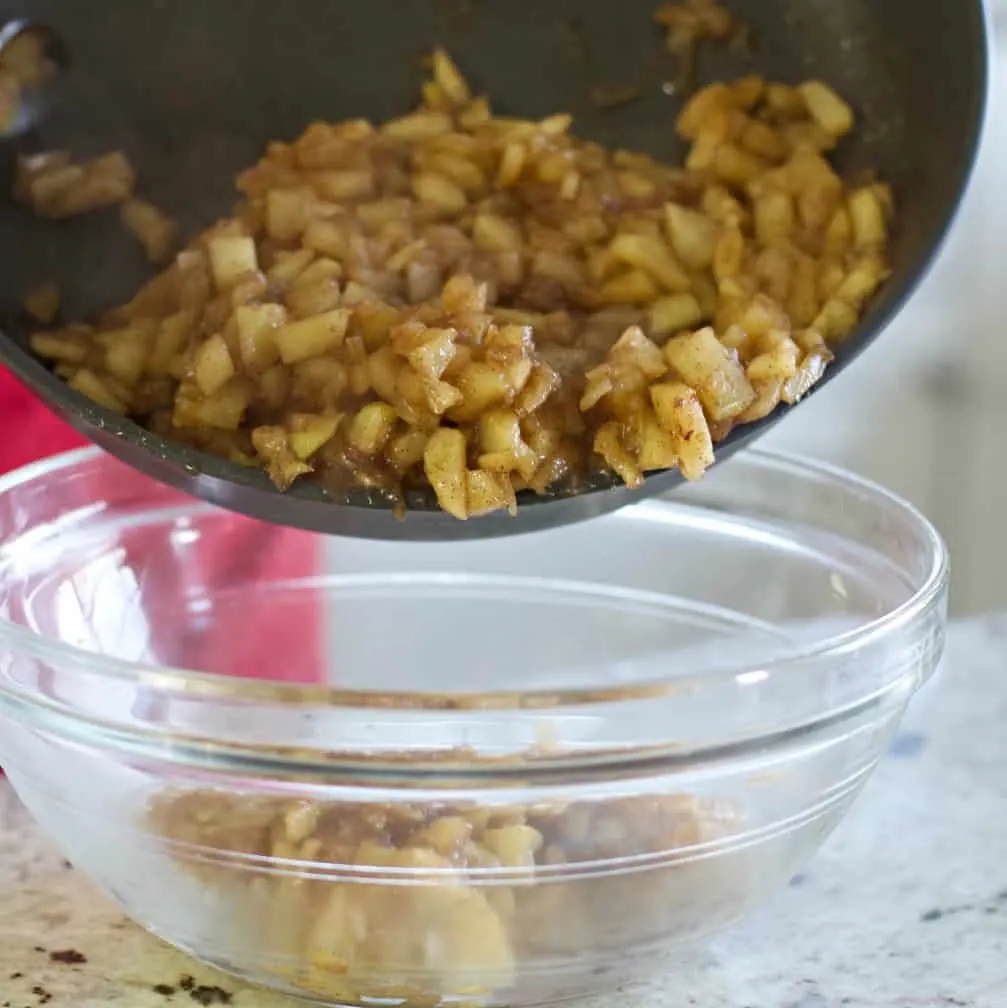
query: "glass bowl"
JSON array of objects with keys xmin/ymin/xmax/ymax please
[{"xmin": 0, "ymin": 447, "xmax": 947, "ymax": 1007}]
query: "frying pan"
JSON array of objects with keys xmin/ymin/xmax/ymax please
[{"xmin": 0, "ymin": 0, "xmax": 989, "ymax": 540}]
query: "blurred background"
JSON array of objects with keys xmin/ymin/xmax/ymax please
[{"xmin": 765, "ymin": 5, "xmax": 1004, "ymax": 617}]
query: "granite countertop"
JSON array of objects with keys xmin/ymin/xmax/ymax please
[{"xmin": 0, "ymin": 618, "xmax": 1005, "ymax": 1008}]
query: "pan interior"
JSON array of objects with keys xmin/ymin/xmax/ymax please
[{"xmin": 0, "ymin": 0, "xmax": 987, "ymax": 538}]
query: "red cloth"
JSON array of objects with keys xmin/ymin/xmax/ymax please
[
  {"xmin": 0, "ymin": 367, "xmax": 324, "ymax": 685},
  {"xmin": 0, "ymin": 367, "xmax": 90, "ymax": 465}
]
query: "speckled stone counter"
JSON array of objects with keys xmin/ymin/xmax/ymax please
[{"xmin": 1, "ymin": 618, "xmax": 1005, "ymax": 1008}]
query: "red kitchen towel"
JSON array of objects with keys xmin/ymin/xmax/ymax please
[
  {"xmin": 0, "ymin": 367, "xmax": 325, "ymax": 695},
  {"xmin": 0, "ymin": 365, "xmax": 90, "ymax": 468}
]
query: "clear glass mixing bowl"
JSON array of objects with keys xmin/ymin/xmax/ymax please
[{"xmin": 0, "ymin": 447, "xmax": 947, "ymax": 1007}]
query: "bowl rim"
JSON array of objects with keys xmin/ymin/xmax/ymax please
[{"xmin": 0, "ymin": 445, "xmax": 949, "ymax": 715}]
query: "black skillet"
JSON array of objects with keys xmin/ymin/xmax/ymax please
[{"xmin": 0, "ymin": 0, "xmax": 990, "ymax": 540}]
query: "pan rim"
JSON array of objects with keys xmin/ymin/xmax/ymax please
[{"xmin": 0, "ymin": 0, "xmax": 992, "ymax": 539}]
